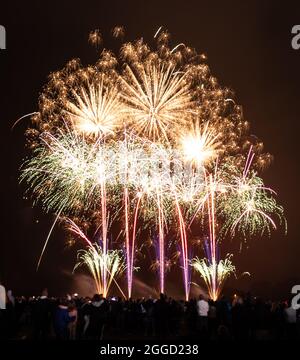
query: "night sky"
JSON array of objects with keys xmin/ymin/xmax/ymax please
[{"xmin": 0, "ymin": 0, "xmax": 299, "ymax": 299}]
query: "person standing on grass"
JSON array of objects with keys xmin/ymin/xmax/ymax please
[
  {"xmin": 0, "ymin": 281, "xmax": 7, "ymax": 339},
  {"xmin": 196, "ymin": 294, "xmax": 209, "ymax": 337},
  {"xmin": 0, "ymin": 282, "xmax": 6, "ymax": 310}
]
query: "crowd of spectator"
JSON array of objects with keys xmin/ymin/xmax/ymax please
[{"xmin": 0, "ymin": 284, "xmax": 299, "ymax": 341}]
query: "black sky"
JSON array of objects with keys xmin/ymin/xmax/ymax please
[{"xmin": 0, "ymin": 0, "xmax": 299, "ymax": 299}]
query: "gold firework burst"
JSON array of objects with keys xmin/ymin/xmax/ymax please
[
  {"xmin": 122, "ymin": 62, "xmax": 193, "ymax": 142},
  {"xmin": 180, "ymin": 122, "xmax": 220, "ymax": 165},
  {"xmin": 65, "ymin": 75, "xmax": 123, "ymax": 137}
]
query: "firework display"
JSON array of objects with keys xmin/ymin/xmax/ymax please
[
  {"xmin": 192, "ymin": 255, "xmax": 236, "ymax": 301},
  {"xmin": 20, "ymin": 27, "xmax": 285, "ymax": 300},
  {"xmin": 74, "ymin": 244, "xmax": 126, "ymax": 298}
]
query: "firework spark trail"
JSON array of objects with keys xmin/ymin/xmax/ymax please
[
  {"xmin": 207, "ymin": 174, "xmax": 217, "ymax": 300},
  {"xmin": 156, "ymin": 190, "xmax": 165, "ymax": 294},
  {"xmin": 131, "ymin": 193, "xmax": 142, "ymax": 273},
  {"xmin": 173, "ymin": 193, "xmax": 190, "ymax": 300},
  {"xmin": 37, "ymin": 209, "xmax": 63, "ymax": 270},
  {"xmin": 127, "ymin": 193, "xmax": 142, "ymax": 297},
  {"xmin": 99, "ymin": 173, "xmax": 108, "ymax": 295},
  {"xmin": 65, "ymin": 218, "xmax": 93, "ymax": 247},
  {"xmin": 124, "ymin": 186, "xmax": 132, "ymax": 298},
  {"xmin": 12, "ymin": 112, "xmax": 39, "ymax": 130},
  {"xmin": 124, "ymin": 192, "xmax": 143, "ymax": 298},
  {"xmin": 244, "ymin": 151, "xmax": 254, "ymax": 178}
]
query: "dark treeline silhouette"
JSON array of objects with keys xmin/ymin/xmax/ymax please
[{"xmin": 0, "ymin": 289, "xmax": 299, "ymax": 341}]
